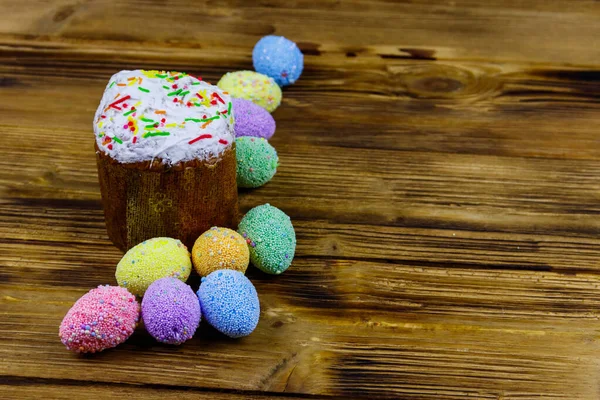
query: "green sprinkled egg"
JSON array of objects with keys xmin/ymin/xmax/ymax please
[
  {"xmin": 115, "ymin": 237, "xmax": 192, "ymax": 296},
  {"xmin": 238, "ymin": 204, "xmax": 296, "ymax": 274},
  {"xmin": 236, "ymin": 137, "xmax": 278, "ymax": 188}
]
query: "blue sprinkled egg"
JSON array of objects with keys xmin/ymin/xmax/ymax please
[
  {"xmin": 238, "ymin": 204, "xmax": 296, "ymax": 274},
  {"xmin": 197, "ymin": 270, "xmax": 260, "ymax": 338},
  {"xmin": 252, "ymin": 35, "xmax": 303, "ymax": 87}
]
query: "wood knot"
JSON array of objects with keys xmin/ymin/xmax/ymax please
[
  {"xmin": 411, "ymin": 77, "xmax": 463, "ymax": 94},
  {"xmin": 398, "ymin": 64, "xmax": 500, "ymax": 100},
  {"xmin": 53, "ymin": 4, "xmax": 76, "ymax": 23}
]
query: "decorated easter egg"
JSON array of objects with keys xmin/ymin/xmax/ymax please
[
  {"xmin": 141, "ymin": 277, "xmax": 200, "ymax": 344},
  {"xmin": 232, "ymin": 98, "xmax": 276, "ymax": 139},
  {"xmin": 238, "ymin": 204, "xmax": 296, "ymax": 274},
  {"xmin": 192, "ymin": 227, "xmax": 249, "ymax": 277},
  {"xmin": 253, "ymin": 35, "xmax": 304, "ymax": 86},
  {"xmin": 217, "ymin": 71, "xmax": 282, "ymax": 113},
  {"xmin": 236, "ymin": 137, "xmax": 278, "ymax": 188},
  {"xmin": 116, "ymin": 237, "xmax": 192, "ymax": 296},
  {"xmin": 59, "ymin": 285, "xmax": 140, "ymax": 353},
  {"xmin": 197, "ymin": 270, "xmax": 260, "ymax": 338}
]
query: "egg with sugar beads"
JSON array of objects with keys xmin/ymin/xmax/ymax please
[
  {"xmin": 232, "ymin": 98, "xmax": 276, "ymax": 140},
  {"xmin": 141, "ymin": 277, "xmax": 201, "ymax": 345},
  {"xmin": 197, "ymin": 269, "xmax": 260, "ymax": 338},
  {"xmin": 192, "ymin": 227, "xmax": 249, "ymax": 277},
  {"xmin": 253, "ymin": 35, "xmax": 304, "ymax": 87},
  {"xmin": 59, "ymin": 285, "xmax": 140, "ymax": 353},
  {"xmin": 217, "ymin": 71, "xmax": 282, "ymax": 113},
  {"xmin": 116, "ymin": 237, "xmax": 192, "ymax": 296},
  {"xmin": 236, "ymin": 137, "xmax": 278, "ymax": 188},
  {"xmin": 238, "ymin": 203, "xmax": 296, "ymax": 275}
]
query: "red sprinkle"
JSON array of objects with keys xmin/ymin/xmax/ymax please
[
  {"xmin": 154, "ymin": 123, "xmax": 159, "ymax": 127},
  {"xmin": 128, "ymin": 121, "xmax": 133, "ymax": 126},
  {"xmin": 129, "ymin": 126, "xmax": 135, "ymax": 132},
  {"xmin": 213, "ymin": 92, "xmax": 225, "ymax": 104},
  {"xmin": 174, "ymin": 76, "xmax": 179, "ymax": 80},
  {"xmin": 107, "ymin": 144, "xmax": 113, "ymax": 150},
  {"xmin": 203, "ymin": 115, "xmax": 207, "ymax": 119},
  {"xmin": 210, "ymin": 100, "xmax": 217, "ymax": 105},
  {"xmin": 161, "ymin": 118, "xmax": 166, "ymax": 123},
  {"xmin": 101, "ymin": 115, "xmax": 106, "ymax": 119},
  {"xmin": 123, "ymin": 104, "xmax": 128, "ymax": 108},
  {"xmin": 107, "ymin": 95, "xmax": 131, "ymax": 110},
  {"xmin": 218, "ymin": 139, "xmax": 228, "ymax": 145},
  {"xmin": 186, "ymin": 102, "xmax": 192, "ymax": 107},
  {"xmin": 221, "ymin": 109, "xmax": 227, "ymax": 114},
  {"xmin": 133, "ymin": 136, "xmax": 137, "ymax": 144},
  {"xmin": 172, "ymin": 84, "xmax": 178, "ymax": 89},
  {"xmin": 173, "ymin": 98, "xmax": 178, "ymax": 103},
  {"xmin": 188, "ymin": 134, "xmax": 212, "ymax": 145}
]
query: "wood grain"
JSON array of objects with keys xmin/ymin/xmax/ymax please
[{"xmin": 2, "ymin": 0, "xmax": 600, "ymax": 399}]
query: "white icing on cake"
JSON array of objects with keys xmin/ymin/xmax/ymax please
[{"xmin": 93, "ymin": 70, "xmax": 235, "ymax": 165}]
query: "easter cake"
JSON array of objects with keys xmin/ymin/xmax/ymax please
[{"xmin": 94, "ymin": 70, "xmax": 238, "ymax": 251}]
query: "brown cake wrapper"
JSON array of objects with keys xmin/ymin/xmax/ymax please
[{"xmin": 95, "ymin": 143, "xmax": 239, "ymax": 252}]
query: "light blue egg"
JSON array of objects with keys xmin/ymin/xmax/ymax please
[
  {"xmin": 197, "ymin": 270, "xmax": 260, "ymax": 338},
  {"xmin": 252, "ymin": 35, "xmax": 303, "ymax": 86}
]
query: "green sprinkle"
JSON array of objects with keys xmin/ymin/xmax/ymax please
[
  {"xmin": 143, "ymin": 131, "xmax": 171, "ymax": 138},
  {"xmin": 227, "ymin": 101, "xmax": 232, "ymax": 114},
  {"xmin": 185, "ymin": 115, "xmax": 221, "ymax": 123},
  {"xmin": 123, "ymin": 109, "xmax": 135, "ymax": 116},
  {"xmin": 163, "ymin": 85, "xmax": 169, "ymax": 89},
  {"xmin": 109, "ymin": 81, "xmax": 115, "ymax": 88},
  {"xmin": 138, "ymin": 87, "xmax": 150, "ymax": 93},
  {"xmin": 144, "ymin": 124, "xmax": 157, "ymax": 129},
  {"xmin": 192, "ymin": 102, "xmax": 201, "ymax": 106},
  {"xmin": 192, "ymin": 82, "xmax": 200, "ymax": 85},
  {"xmin": 113, "ymin": 137, "xmax": 123, "ymax": 144},
  {"xmin": 156, "ymin": 74, "xmax": 168, "ymax": 78},
  {"xmin": 140, "ymin": 117, "xmax": 154, "ymax": 123},
  {"xmin": 167, "ymin": 88, "xmax": 182, "ymax": 96},
  {"xmin": 180, "ymin": 90, "xmax": 190, "ymax": 97}
]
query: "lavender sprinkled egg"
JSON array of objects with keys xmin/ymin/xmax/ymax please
[
  {"xmin": 142, "ymin": 277, "xmax": 201, "ymax": 345},
  {"xmin": 59, "ymin": 285, "xmax": 140, "ymax": 353},
  {"xmin": 232, "ymin": 98, "xmax": 276, "ymax": 140}
]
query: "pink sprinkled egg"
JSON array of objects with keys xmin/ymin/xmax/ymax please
[{"xmin": 59, "ymin": 285, "xmax": 140, "ymax": 353}]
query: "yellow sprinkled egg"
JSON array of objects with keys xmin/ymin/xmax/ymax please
[
  {"xmin": 217, "ymin": 71, "xmax": 282, "ymax": 113},
  {"xmin": 192, "ymin": 227, "xmax": 249, "ymax": 277},
  {"xmin": 115, "ymin": 237, "xmax": 192, "ymax": 296}
]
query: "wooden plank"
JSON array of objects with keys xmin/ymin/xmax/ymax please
[
  {"xmin": 1, "ymin": 137, "xmax": 599, "ymax": 238},
  {"xmin": 2, "ymin": 203, "xmax": 600, "ymax": 274},
  {"xmin": 2, "ymin": 50, "xmax": 600, "ymax": 161},
  {"xmin": 2, "ymin": 257, "xmax": 600, "ymax": 399},
  {"xmin": 0, "ymin": 377, "xmax": 330, "ymax": 400},
  {"xmin": 1, "ymin": 0, "xmax": 600, "ymax": 65}
]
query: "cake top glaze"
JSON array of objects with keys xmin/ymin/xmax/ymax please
[{"xmin": 93, "ymin": 70, "xmax": 235, "ymax": 165}]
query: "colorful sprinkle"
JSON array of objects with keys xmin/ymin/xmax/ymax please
[
  {"xmin": 143, "ymin": 131, "xmax": 171, "ymax": 138},
  {"xmin": 189, "ymin": 134, "xmax": 212, "ymax": 144}
]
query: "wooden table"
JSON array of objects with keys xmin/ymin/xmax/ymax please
[{"xmin": 2, "ymin": 1, "xmax": 600, "ymax": 399}]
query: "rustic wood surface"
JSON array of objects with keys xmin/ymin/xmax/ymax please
[{"xmin": 2, "ymin": 1, "xmax": 600, "ymax": 399}]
